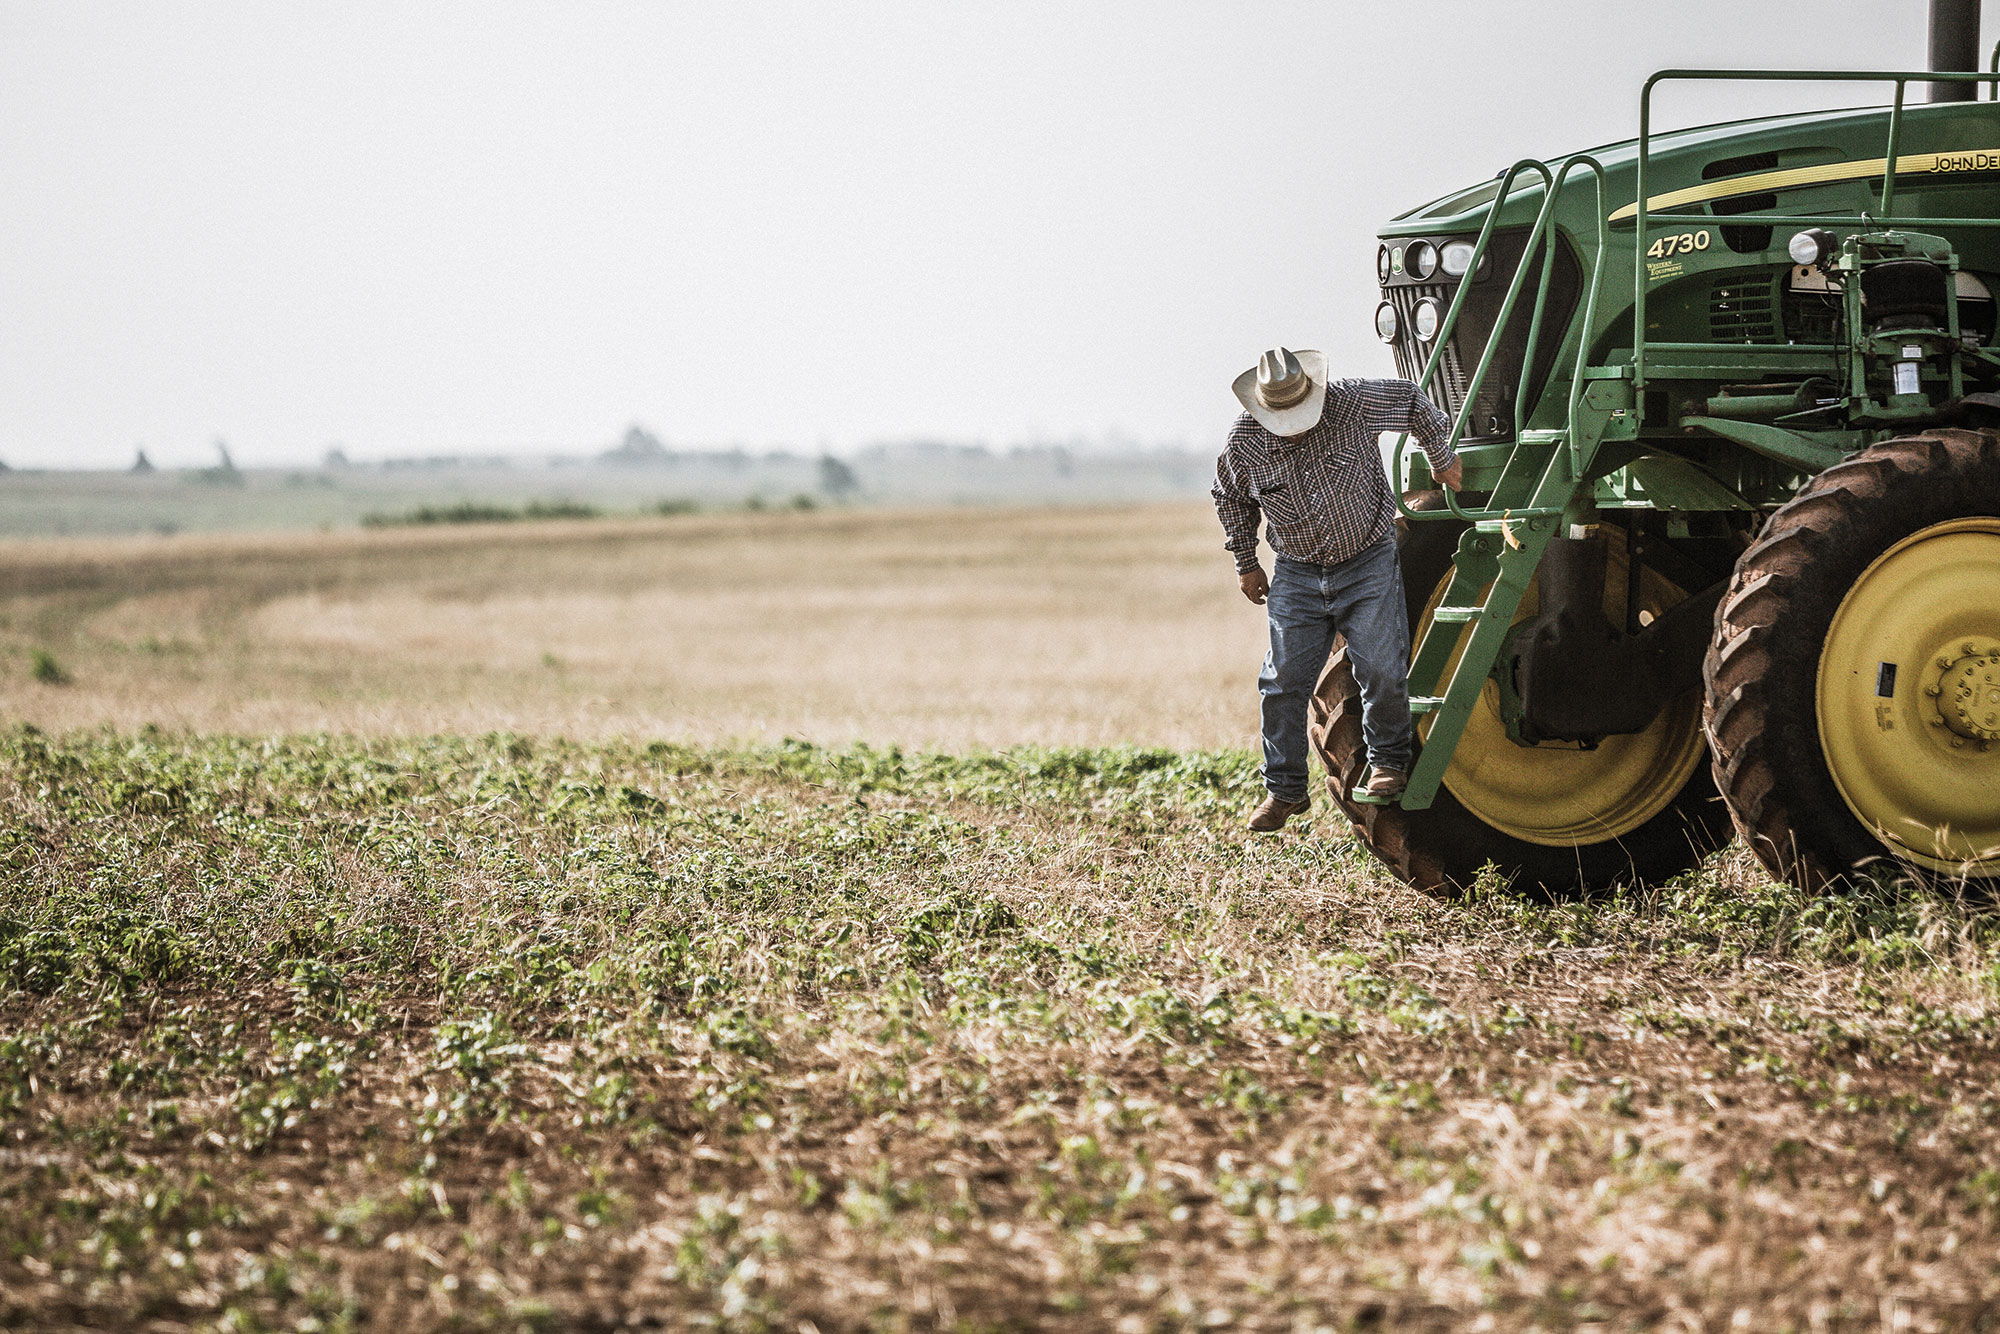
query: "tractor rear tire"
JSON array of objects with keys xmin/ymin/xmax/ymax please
[
  {"xmin": 1309, "ymin": 494, "xmax": 1734, "ymax": 896},
  {"xmin": 1704, "ymin": 428, "xmax": 2000, "ymax": 890}
]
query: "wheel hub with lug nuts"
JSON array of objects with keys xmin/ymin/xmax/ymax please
[
  {"xmin": 1817, "ymin": 517, "xmax": 2000, "ymax": 876},
  {"xmin": 1936, "ymin": 649, "xmax": 2000, "ymax": 743}
]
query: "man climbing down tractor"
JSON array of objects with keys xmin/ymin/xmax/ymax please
[{"xmin": 1213, "ymin": 348, "xmax": 1463, "ymax": 832}]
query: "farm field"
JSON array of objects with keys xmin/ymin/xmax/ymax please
[
  {"xmin": 0, "ymin": 503, "xmax": 1259, "ymax": 750},
  {"xmin": 3, "ymin": 507, "xmax": 2000, "ymax": 1330}
]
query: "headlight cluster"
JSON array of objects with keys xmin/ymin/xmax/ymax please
[
  {"xmin": 1380, "ymin": 238, "xmax": 1481, "ymax": 283},
  {"xmin": 1375, "ymin": 235, "xmax": 1480, "ymax": 344},
  {"xmin": 1375, "ymin": 298, "xmax": 1444, "ymax": 345}
]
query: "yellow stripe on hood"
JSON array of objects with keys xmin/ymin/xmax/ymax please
[{"xmin": 1607, "ymin": 147, "xmax": 2000, "ymax": 222}]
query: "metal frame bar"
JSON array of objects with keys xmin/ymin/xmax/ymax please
[
  {"xmin": 1642, "ymin": 213, "xmax": 2000, "ymax": 227},
  {"xmin": 1643, "ymin": 341, "xmax": 1840, "ymax": 354}
]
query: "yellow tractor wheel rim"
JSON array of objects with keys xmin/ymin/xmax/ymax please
[
  {"xmin": 1415, "ymin": 532, "xmax": 1707, "ymax": 846},
  {"xmin": 1816, "ymin": 516, "xmax": 2000, "ymax": 877}
]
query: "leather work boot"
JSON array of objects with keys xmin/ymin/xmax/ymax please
[
  {"xmin": 1246, "ymin": 795, "xmax": 1310, "ymax": 832},
  {"xmin": 1362, "ymin": 767, "xmax": 1408, "ymax": 801}
]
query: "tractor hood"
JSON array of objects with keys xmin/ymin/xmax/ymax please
[{"xmin": 1382, "ymin": 99, "xmax": 2000, "ymax": 239}]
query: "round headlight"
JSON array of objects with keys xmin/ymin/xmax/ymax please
[
  {"xmin": 1413, "ymin": 298, "xmax": 1442, "ymax": 342},
  {"xmin": 1440, "ymin": 241, "xmax": 1477, "ymax": 277},
  {"xmin": 1374, "ymin": 302, "xmax": 1400, "ymax": 342},
  {"xmin": 1404, "ymin": 240, "xmax": 1438, "ymax": 281},
  {"xmin": 1377, "ymin": 245, "xmax": 1392, "ymax": 283},
  {"xmin": 1788, "ymin": 228, "xmax": 1837, "ymax": 267}
]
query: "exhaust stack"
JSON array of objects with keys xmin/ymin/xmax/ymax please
[{"xmin": 1928, "ymin": 0, "xmax": 1981, "ymax": 103}]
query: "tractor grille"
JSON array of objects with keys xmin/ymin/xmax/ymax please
[
  {"xmin": 1379, "ymin": 227, "xmax": 1582, "ymax": 442},
  {"xmin": 1707, "ymin": 274, "xmax": 1782, "ymax": 343},
  {"xmin": 1387, "ymin": 285, "xmax": 1469, "ymax": 416}
]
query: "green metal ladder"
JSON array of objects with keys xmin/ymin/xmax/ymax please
[
  {"xmin": 1386, "ymin": 435, "xmax": 1572, "ymax": 811},
  {"xmin": 1364, "ymin": 154, "xmax": 1613, "ymax": 812}
]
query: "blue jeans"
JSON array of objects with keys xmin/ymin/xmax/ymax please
[{"xmin": 1259, "ymin": 537, "xmax": 1414, "ymax": 802}]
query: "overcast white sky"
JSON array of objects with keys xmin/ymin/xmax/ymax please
[{"xmin": 2, "ymin": 1, "xmax": 1991, "ymax": 467}]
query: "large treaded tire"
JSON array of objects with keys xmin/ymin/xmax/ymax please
[
  {"xmin": 1703, "ymin": 428, "xmax": 2000, "ymax": 891},
  {"xmin": 1309, "ymin": 494, "xmax": 1734, "ymax": 897}
]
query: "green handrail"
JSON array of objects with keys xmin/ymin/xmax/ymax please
[
  {"xmin": 1880, "ymin": 79, "xmax": 1907, "ymax": 216},
  {"xmin": 1388, "ymin": 158, "xmax": 1548, "ymax": 523},
  {"xmin": 1558, "ymin": 158, "xmax": 1611, "ymax": 444},
  {"xmin": 1390, "ymin": 154, "xmax": 1610, "ymax": 523},
  {"xmin": 1429, "ymin": 165, "xmax": 1572, "ymax": 521},
  {"xmin": 1633, "ymin": 66, "xmax": 2000, "ymax": 400}
]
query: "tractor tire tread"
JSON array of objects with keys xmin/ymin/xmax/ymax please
[{"xmin": 1704, "ymin": 427, "xmax": 2000, "ymax": 890}]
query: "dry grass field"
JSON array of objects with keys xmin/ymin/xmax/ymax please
[
  {"xmin": 0, "ymin": 504, "xmax": 1261, "ymax": 750},
  {"xmin": 4, "ymin": 506, "xmax": 2000, "ymax": 1332}
]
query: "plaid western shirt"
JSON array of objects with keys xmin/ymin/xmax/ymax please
[{"xmin": 1211, "ymin": 378, "xmax": 1458, "ymax": 574}]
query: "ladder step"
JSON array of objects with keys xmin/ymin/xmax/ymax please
[
  {"xmin": 1432, "ymin": 605, "xmax": 1482, "ymax": 622},
  {"xmin": 1410, "ymin": 696, "xmax": 1444, "ymax": 713}
]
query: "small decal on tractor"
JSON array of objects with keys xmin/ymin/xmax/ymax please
[
  {"xmin": 1935, "ymin": 150, "xmax": 2000, "ymax": 173},
  {"xmin": 1643, "ymin": 230, "xmax": 1710, "ymax": 283},
  {"xmin": 1876, "ymin": 662, "xmax": 1898, "ymax": 698},
  {"xmin": 1646, "ymin": 230, "xmax": 1712, "ymax": 259}
]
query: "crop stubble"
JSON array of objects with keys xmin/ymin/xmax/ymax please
[{"xmin": 0, "ymin": 504, "xmax": 1261, "ymax": 750}]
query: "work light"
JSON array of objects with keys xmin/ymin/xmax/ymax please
[
  {"xmin": 1405, "ymin": 240, "xmax": 1438, "ymax": 281},
  {"xmin": 1413, "ymin": 298, "xmax": 1443, "ymax": 342},
  {"xmin": 1788, "ymin": 228, "xmax": 1838, "ymax": 267},
  {"xmin": 1377, "ymin": 245, "xmax": 1392, "ymax": 283},
  {"xmin": 1440, "ymin": 241, "xmax": 1477, "ymax": 277},
  {"xmin": 1375, "ymin": 302, "xmax": 1400, "ymax": 342}
]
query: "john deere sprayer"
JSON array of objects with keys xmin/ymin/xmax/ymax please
[{"xmin": 1311, "ymin": 0, "xmax": 2000, "ymax": 893}]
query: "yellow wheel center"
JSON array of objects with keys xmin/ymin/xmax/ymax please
[
  {"xmin": 1416, "ymin": 531, "xmax": 1707, "ymax": 847},
  {"xmin": 1816, "ymin": 517, "xmax": 2000, "ymax": 877},
  {"xmin": 1938, "ymin": 652, "xmax": 2000, "ymax": 741}
]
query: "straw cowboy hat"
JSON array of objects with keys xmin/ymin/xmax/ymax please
[{"xmin": 1232, "ymin": 347, "xmax": 1329, "ymax": 437}]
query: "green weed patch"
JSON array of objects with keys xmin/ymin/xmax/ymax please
[{"xmin": 2, "ymin": 729, "xmax": 1998, "ymax": 1329}]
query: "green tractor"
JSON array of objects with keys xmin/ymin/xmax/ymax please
[{"xmin": 1311, "ymin": 0, "xmax": 2000, "ymax": 894}]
